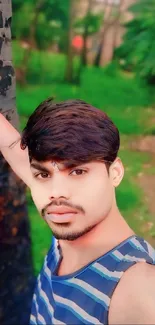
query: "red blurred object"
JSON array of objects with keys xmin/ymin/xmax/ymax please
[{"xmin": 72, "ymin": 35, "xmax": 84, "ymax": 50}]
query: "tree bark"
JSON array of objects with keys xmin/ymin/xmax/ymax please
[
  {"xmin": 94, "ymin": 2, "xmax": 114, "ymax": 67},
  {"xmin": 94, "ymin": 0, "xmax": 125, "ymax": 67},
  {"xmin": 81, "ymin": 32, "xmax": 87, "ymax": 67},
  {"xmin": 64, "ymin": 0, "xmax": 74, "ymax": 83},
  {"xmin": 0, "ymin": 1, "xmax": 35, "ymax": 324},
  {"xmin": 94, "ymin": 35, "xmax": 105, "ymax": 67},
  {"xmin": 81, "ymin": 0, "xmax": 94, "ymax": 67}
]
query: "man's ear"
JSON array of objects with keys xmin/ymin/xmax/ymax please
[{"xmin": 109, "ymin": 157, "xmax": 124, "ymax": 187}]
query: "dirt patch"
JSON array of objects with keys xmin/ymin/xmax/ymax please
[
  {"xmin": 138, "ymin": 174, "xmax": 155, "ymax": 216},
  {"xmin": 130, "ymin": 135, "xmax": 155, "ymax": 216},
  {"xmin": 130, "ymin": 135, "xmax": 155, "ymax": 154},
  {"xmin": 137, "ymin": 164, "xmax": 155, "ymax": 247},
  {"xmin": 137, "ymin": 170, "xmax": 155, "ymax": 246},
  {"xmin": 129, "ymin": 136, "xmax": 155, "ymax": 245}
]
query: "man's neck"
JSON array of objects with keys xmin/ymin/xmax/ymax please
[{"xmin": 57, "ymin": 209, "xmax": 134, "ymax": 276}]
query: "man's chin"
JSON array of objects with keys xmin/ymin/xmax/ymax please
[
  {"xmin": 52, "ymin": 232, "xmax": 83, "ymax": 241},
  {"xmin": 52, "ymin": 224, "xmax": 96, "ymax": 241}
]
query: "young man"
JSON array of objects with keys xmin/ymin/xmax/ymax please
[{"xmin": 0, "ymin": 98, "xmax": 155, "ymax": 324}]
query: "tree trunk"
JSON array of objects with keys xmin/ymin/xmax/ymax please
[
  {"xmin": 111, "ymin": 21, "xmax": 120, "ymax": 59},
  {"xmin": 0, "ymin": 1, "xmax": 35, "ymax": 324},
  {"xmin": 94, "ymin": 36, "xmax": 105, "ymax": 67},
  {"xmin": 81, "ymin": 32, "xmax": 87, "ymax": 66},
  {"xmin": 94, "ymin": 0, "xmax": 125, "ymax": 67},
  {"xmin": 81, "ymin": 0, "xmax": 93, "ymax": 67},
  {"xmin": 64, "ymin": 0, "xmax": 74, "ymax": 83}
]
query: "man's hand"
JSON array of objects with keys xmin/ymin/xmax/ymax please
[{"xmin": 0, "ymin": 113, "xmax": 33, "ymax": 187}]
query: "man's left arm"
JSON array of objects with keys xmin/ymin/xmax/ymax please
[{"xmin": 109, "ymin": 262, "xmax": 155, "ymax": 324}]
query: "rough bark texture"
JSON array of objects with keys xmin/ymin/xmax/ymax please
[{"xmin": 0, "ymin": 1, "xmax": 35, "ymax": 324}]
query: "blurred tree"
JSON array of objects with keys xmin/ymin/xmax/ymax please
[
  {"xmin": 94, "ymin": 0, "xmax": 125, "ymax": 67},
  {"xmin": 12, "ymin": 0, "xmax": 106, "ymax": 84},
  {"xmin": 64, "ymin": 0, "xmax": 75, "ymax": 83},
  {"xmin": 12, "ymin": 0, "xmax": 70, "ymax": 84},
  {"xmin": 12, "ymin": 0, "xmax": 23, "ymax": 12},
  {"xmin": 12, "ymin": 0, "xmax": 69, "ymax": 50},
  {"xmin": 74, "ymin": 0, "xmax": 103, "ymax": 66},
  {"xmin": 116, "ymin": 0, "xmax": 155, "ymax": 84},
  {"xmin": 0, "ymin": 1, "xmax": 35, "ymax": 324},
  {"xmin": 65, "ymin": 0, "xmax": 103, "ymax": 83}
]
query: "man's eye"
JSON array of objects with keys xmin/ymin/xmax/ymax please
[
  {"xmin": 70, "ymin": 169, "xmax": 87, "ymax": 176},
  {"xmin": 34, "ymin": 172, "xmax": 50, "ymax": 179}
]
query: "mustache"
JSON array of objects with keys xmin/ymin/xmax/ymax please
[{"xmin": 41, "ymin": 200, "xmax": 85, "ymax": 217}]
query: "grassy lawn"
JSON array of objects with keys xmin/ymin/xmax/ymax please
[
  {"xmin": 27, "ymin": 197, "xmax": 52, "ymax": 275},
  {"xmin": 16, "ymin": 71, "xmax": 153, "ymax": 135},
  {"xmin": 14, "ymin": 43, "xmax": 155, "ymax": 274}
]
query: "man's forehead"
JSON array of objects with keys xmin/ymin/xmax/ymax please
[
  {"xmin": 51, "ymin": 161, "xmax": 65, "ymax": 171},
  {"xmin": 30, "ymin": 159, "xmax": 81, "ymax": 171}
]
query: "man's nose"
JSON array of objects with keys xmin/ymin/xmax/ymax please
[{"xmin": 48, "ymin": 174, "xmax": 70, "ymax": 201}]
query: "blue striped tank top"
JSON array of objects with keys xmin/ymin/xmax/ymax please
[{"xmin": 30, "ymin": 235, "xmax": 155, "ymax": 324}]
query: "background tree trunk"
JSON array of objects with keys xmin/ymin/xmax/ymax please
[
  {"xmin": 94, "ymin": 0, "xmax": 124, "ymax": 67},
  {"xmin": 0, "ymin": 1, "xmax": 35, "ymax": 324},
  {"xmin": 81, "ymin": 0, "xmax": 94, "ymax": 67},
  {"xmin": 64, "ymin": 0, "xmax": 74, "ymax": 83},
  {"xmin": 94, "ymin": 2, "xmax": 114, "ymax": 67}
]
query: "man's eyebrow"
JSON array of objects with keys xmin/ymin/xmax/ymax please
[
  {"xmin": 30, "ymin": 162, "xmax": 50, "ymax": 173},
  {"xmin": 30, "ymin": 161, "xmax": 85, "ymax": 173}
]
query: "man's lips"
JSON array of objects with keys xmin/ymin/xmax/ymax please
[
  {"xmin": 45, "ymin": 206, "xmax": 78, "ymax": 223},
  {"xmin": 46, "ymin": 206, "xmax": 78, "ymax": 215}
]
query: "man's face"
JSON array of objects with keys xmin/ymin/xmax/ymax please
[{"xmin": 30, "ymin": 159, "xmax": 122, "ymax": 241}]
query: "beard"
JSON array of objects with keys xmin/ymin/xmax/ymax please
[{"xmin": 50, "ymin": 222, "xmax": 97, "ymax": 241}]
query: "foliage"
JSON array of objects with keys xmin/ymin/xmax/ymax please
[
  {"xmin": 14, "ymin": 46, "xmax": 151, "ymax": 135},
  {"xmin": 12, "ymin": 0, "xmax": 23, "ymax": 11},
  {"xmin": 12, "ymin": 41, "xmax": 79, "ymax": 83},
  {"xmin": 74, "ymin": 12, "xmax": 103, "ymax": 36},
  {"xmin": 116, "ymin": 0, "xmax": 155, "ymax": 84},
  {"xmin": 12, "ymin": 0, "xmax": 70, "ymax": 50},
  {"xmin": 27, "ymin": 192, "xmax": 52, "ymax": 275},
  {"xmin": 12, "ymin": 3, "xmax": 33, "ymax": 40},
  {"xmin": 144, "ymin": 125, "xmax": 155, "ymax": 136}
]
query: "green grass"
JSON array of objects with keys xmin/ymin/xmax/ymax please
[
  {"xmin": 117, "ymin": 149, "xmax": 153, "ymax": 233},
  {"xmin": 28, "ymin": 201, "xmax": 51, "ymax": 275},
  {"xmin": 16, "ymin": 74, "xmax": 152, "ymax": 135},
  {"xmin": 14, "ymin": 41, "xmax": 153, "ymax": 135},
  {"xmin": 144, "ymin": 125, "xmax": 155, "ymax": 135},
  {"xmin": 13, "ymin": 40, "xmax": 76, "ymax": 84}
]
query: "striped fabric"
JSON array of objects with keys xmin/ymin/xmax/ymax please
[{"xmin": 30, "ymin": 235, "xmax": 155, "ymax": 324}]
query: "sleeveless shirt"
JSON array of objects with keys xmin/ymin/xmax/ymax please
[{"xmin": 30, "ymin": 235, "xmax": 155, "ymax": 324}]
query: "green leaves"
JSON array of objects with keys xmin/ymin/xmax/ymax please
[
  {"xmin": 74, "ymin": 12, "xmax": 103, "ymax": 36},
  {"xmin": 12, "ymin": 0, "xmax": 70, "ymax": 49},
  {"xmin": 117, "ymin": 0, "xmax": 155, "ymax": 84}
]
